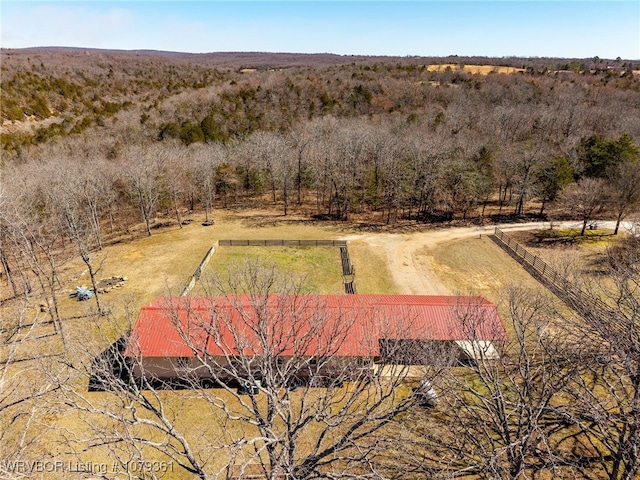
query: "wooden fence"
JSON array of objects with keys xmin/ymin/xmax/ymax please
[
  {"xmin": 181, "ymin": 241, "xmax": 219, "ymax": 296},
  {"xmin": 218, "ymin": 239, "xmax": 347, "ymax": 247},
  {"xmin": 492, "ymin": 228, "xmax": 624, "ymax": 336},
  {"xmin": 218, "ymin": 239, "xmax": 356, "ymax": 294}
]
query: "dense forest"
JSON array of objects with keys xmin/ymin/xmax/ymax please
[
  {"xmin": 2, "ymin": 49, "xmax": 640, "ymax": 238},
  {"xmin": 1, "ymin": 48, "xmax": 640, "ymax": 299}
]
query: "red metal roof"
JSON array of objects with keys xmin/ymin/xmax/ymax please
[{"xmin": 123, "ymin": 295, "xmax": 507, "ymax": 358}]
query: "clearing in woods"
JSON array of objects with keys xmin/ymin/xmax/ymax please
[
  {"xmin": 426, "ymin": 64, "xmax": 526, "ymax": 75},
  {"xmin": 2, "ymin": 213, "xmax": 618, "ymax": 348},
  {"xmin": 0, "ymin": 212, "xmax": 623, "ymax": 479},
  {"xmin": 3, "ymin": 214, "xmax": 614, "ymax": 343}
]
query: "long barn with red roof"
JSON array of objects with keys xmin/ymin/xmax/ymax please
[{"xmin": 124, "ymin": 294, "xmax": 507, "ymax": 382}]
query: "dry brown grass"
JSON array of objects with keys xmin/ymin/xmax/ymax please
[
  {"xmin": 430, "ymin": 236, "xmax": 547, "ymax": 300},
  {"xmin": 346, "ymin": 238, "xmax": 399, "ymax": 294},
  {"xmin": 428, "ymin": 235, "xmax": 583, "ymax": 339},
  {"xmin": 60, "ymin": 211, "xmax": 348, "ymax": 308},
  {"xmin": 507, "ymin": 227, "xmax": 620, "ymax": 292}
]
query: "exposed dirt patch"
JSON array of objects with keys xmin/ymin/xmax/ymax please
[
  {"xmin": 0, "ymin": 115, "xmax": 65, "ymax": 133},
  {"xmin": 340, "ymin": 221, "xmax": 615, "ymax": 295}
]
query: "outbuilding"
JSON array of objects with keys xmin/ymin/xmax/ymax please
[{"xmin": 123, "ymin": 294, "xmax": 508, "ymax": 382}]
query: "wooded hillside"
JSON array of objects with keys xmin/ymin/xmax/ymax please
[{"xmin": 2, "ymin": 48, "xmax": 640, "ymax": 247}]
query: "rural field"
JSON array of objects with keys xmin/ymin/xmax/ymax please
[
  {"xmin": 2, "ymin": 207, "xmax": 631, "ymax": 479},
  {"xmin": 2, "ymin": 210, "xmax": 591, "ymax": 353},
  {"xmin": 425, "ymin": 63, "xmax": 526, "ymax": 75}
]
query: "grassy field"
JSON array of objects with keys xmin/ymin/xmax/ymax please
[
  {"xmin": 54, "ymin": 212, "xmax": 346, "ymax": 309},
  {"xmin": 508, "ymin": 227, "xmax": 620, "ymax": 288},
  {"xmin": 430, "ymin": 236, "xmax": 546, "ymax": 300},
  {"xmin": 41, "ymin": 212, "xmax": 401, "ymax": 324},
  {"xmin": 427, "ymin": 236, "xmax": 569, "ymax": 337},
  {"xmin": 346, "ymin": 238, "xmax": 399, "ymax": 294},
  {"xmin": 4, "ymin": 216, "xmax": 615, "ymax": 363}
]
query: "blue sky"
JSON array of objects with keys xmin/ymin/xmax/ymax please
[{"xmin": 1, "ymin": 1, "xmax": 638, "ymax": 59}]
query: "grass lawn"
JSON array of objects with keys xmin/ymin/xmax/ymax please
[
  {"xmin": 195, "ymin": 245, "xmax": 345, "ymax": 295},
  {"xmin": 341, "ymin": 238, "xmax": 399, "ymax": 294},
  {"xmin": 428, "ymin": 236, "xmax": 573, "ymax": 339},
  {"xmin": 520, "ymin": 227, "xmax": 617, "ymax": 247},
  {"xmin": 429, "ymin": 236, "xmax": 550, "ymax": 301},
  {"xmin": 61, "ymin": 213, "xmax": 348, "ymax": 313},
  {"xmin": 508, "ymin": 227, "xmax": 622, "ymax": 291}
]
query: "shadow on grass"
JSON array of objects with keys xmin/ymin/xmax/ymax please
[
  {"xmin": 88, "ymin": 341, "xmax": 344, "ymax": 393},
  {"xmin": 88, "ymin": 337, "xmax": 131, "ymax": 392},
  {"xmin": 513, "ymin": 228, "xmax": 615, "ymax": 248}
]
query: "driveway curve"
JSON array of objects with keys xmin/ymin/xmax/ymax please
[{"xmin": 341, "ymin": 221, "xmax": 622, "ymax": 295}]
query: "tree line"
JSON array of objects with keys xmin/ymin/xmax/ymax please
[
  {"xmin": 2, "ymin": 114, "xmax": 639, "ymax": 246},
  {"xmin": 2, "ymin": 50, "xmax": 639, "ymax": 153},
  {"xmin": 2, "ymin": 52, "xmax": 639, "ymax": 241},
  {"xmin": 1, "ymin": 52, "xmax": 640, "ymax": 332}
]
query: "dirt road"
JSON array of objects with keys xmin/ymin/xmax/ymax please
[{"xmin": 342, "ymin": 221, "xmax": 617, "ymax": 295}]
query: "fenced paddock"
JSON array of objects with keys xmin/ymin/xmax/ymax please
[{"xmin": 188, "ymin": 240, "xmax": 356, "ymax": 295}]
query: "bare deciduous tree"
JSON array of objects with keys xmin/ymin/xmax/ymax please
[
  {"xmin": 190, "ymin": 144, "xmax": 225, "ymax": 224},
  {"xmin": 561, "ymin": 230, "xmax": 640, "ymax": 480},
  {"xmin": 394, "ymin": 288, "xmax": 581, "ymax": 479},
  {"xmin": 0, "ymin": 296, "xmax": 63, "ymax": 477},
  {"xmin": 560, "ymin": 177, "xmax": 608, "ymax": 236},
  {"xmin": 608, "ymin": 159, "xmax": 640, "ymax": 235},
  {"xmin": 0, "ymin": 181, "xmax": 68, "ymax": 347},
  {"xmin": 161, "ymin": 143, "xmax": 190, "ymax": 228},
  {"xmin": 122, "ymin": 146, "xmax": 166, "ymax": 236},
  {"xmin": 46, "ymin": 166, "xmax": 105, "ymax": 315}
]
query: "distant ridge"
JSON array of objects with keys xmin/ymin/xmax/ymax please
[
  {"xmin": 1, "ymin": 47, "xmax": 400, "ymax": 69},
  {"xmin": 3, "ymin": 46, "xmax": 630, "ymax": 71}
]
